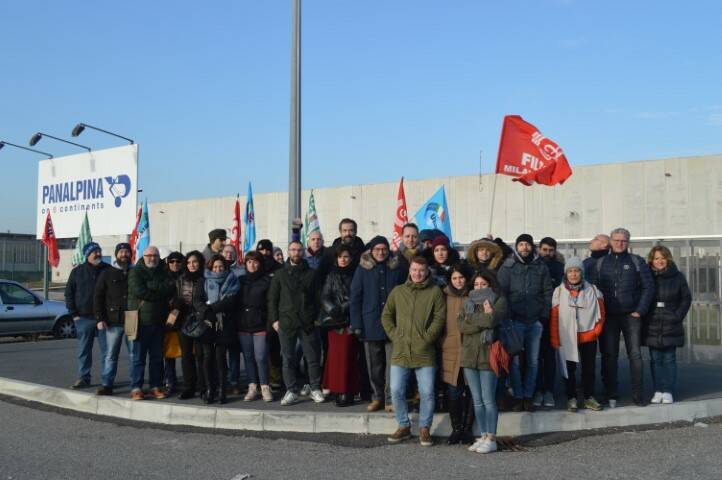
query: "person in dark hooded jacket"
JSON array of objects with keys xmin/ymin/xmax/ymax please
[
  {"xmin": 426, "ymin": 235, "xmax": 461, "ymax": 288},
  {"xmin": 465, "ymin": 239, "xmax": 504, "ymax": 277},
  {"xmin": 644, "ymin": 246, "xmax": 691, "ymax": 405}
]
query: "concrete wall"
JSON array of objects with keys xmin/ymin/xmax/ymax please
[{"xmin": 148, "ymin": 154, "xmax": 722, "ymax": 252}]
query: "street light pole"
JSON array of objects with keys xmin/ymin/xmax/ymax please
[{"xmin": 288, "ymin": 0, "xmax": 302, "ymax": 243}]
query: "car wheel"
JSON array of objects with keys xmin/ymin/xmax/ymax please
[{"xmin": 53, "ymin": 317, "xmax": 76, "ymax": 339}]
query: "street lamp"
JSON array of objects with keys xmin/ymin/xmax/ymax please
[
  {"xmin": 29, "ymin": 132, "xmax": 91, "ymax": 152},
  {"xmin": 71, "ymin": 123, "xmax": 134, "ymax": 145},
  {"xmin": 0, "ymin": 140, "xmax": 53, "ymax": 158}
]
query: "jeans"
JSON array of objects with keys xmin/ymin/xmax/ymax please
[
  {"xmin": 240, "ymin": 333, "xmax": 269, "ymax": 385},
  {"xmin": 464, "ymin": 368, "xmax": 498, "ymax": 436},
  {"xmin": 101, "ymin": 324, "xmax": 132, "ymax": 388},
  {"xmin": 130, "ymin": 324, "xmax": 164, "ymax": 390},
  {"xmin": 600, "ymin": 314, "xmax": 643, "ymax": 400},
  {"xmin": 201, "ymin": 343, "xmax": 227, "ymax": 392},
  {"xmin": 227, "ymin": 342, "xmax": 241, "ymax": 386},
  {"xmin": 510, "ymin": 320, "xmax": 543, "ymax": 399},
  {"xmin": 75, "ymin": 317, "xmax": 107, "ymax": 382},
  {"xmin": 649, "ymin": 347, "xmax": 677, "ymax": 394},
  {"xmin": 279, "ymin": 329, "xmax": 322, "ymax": 393},
  {"xmin": 364, "ymin": 341, "xmax": 392, "ymax": 403},
  {"xmin": 390, "ymin": 365, "xmax": 435, "ymax": 429},
  {"xmin": 535, "ymin": 322, "xmax": 556, "ymax": 394}
]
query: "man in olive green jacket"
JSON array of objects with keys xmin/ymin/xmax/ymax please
[
  {"xmin": 127, "ymin": 246, "xmax": 175, "ymax": 400},
  {"xmin": 382, "ymin": 256, "xmax": 446, "ymax": 447}
]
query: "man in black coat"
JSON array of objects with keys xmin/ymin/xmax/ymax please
[
  {"xmin": 93, "ymin": 243, "xmax": 133, "ymax": 395},
  {"xmin": 590, "ymin": 227, "xmax": 655, "ymax": 407},
  {"xmin": 65, "ymin": 241, "xmax": 110, "ymax": 389}
]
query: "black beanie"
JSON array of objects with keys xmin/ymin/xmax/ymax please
[
  {"xmin": 366, "ymin": 235, "xmax": 390, "ymax": 251},
  {"xmin": 115, "ymin": 243, "xmax": 132, "ymax": 256},
  {"xmin": 516, "ymin": 233, "xmax": 534, "ymax": 247}
]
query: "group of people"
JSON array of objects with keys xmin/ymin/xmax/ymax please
[{"xmin": 64, "ymin": 220, "xmax": 692, "ymax": 454}]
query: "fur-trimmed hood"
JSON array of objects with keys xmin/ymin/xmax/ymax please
[
  {"xmin": 466, "ymin": 239, "xmax": 503, "ymax": 270},
  {"xmin": 359, "ymin": 250, "xmax": 401, "ymax": 271}
]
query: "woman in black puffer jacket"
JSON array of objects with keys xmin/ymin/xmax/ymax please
[{"xmin": 643, "ymin": 245, "xmax": 692, "ymax": 405}]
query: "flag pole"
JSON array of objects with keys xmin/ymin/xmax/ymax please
[
  {"xmin": 42, "ymin": 247, "xmax": 49, "ymax": 300},
  {"xmin": 487, "ymin": 172, "xmax": 498, "ymax": 236}
]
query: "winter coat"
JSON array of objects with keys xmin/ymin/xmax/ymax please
[
  {"xmin": 427, "ymin": 249, "xmax": 461, "ymax": 288},
  {"xmin": 583, "ymin": 250, "xmax": 609, "ymax": 283},
  {"xmin": 65, "ymin": 261, "xmax": 110, "ymax": 318},
  {"xmin": 350, "ymin": 251, "xmax": 408, "ymax": 341},
  {"xmin": 127, "ymin": 259, "xmax": 176, "ymax": 326},
  {"xmin": 305, "ymin": 246, "xmax": 327, "ymax": 270},
  {"xmin": 237, "ymin": 272, "xmax": 271, "ymax": 333},
  {"xmin": 381, "ymin": 275, "xmax": 446, "ymax": 368},
  {"xmin": 458, "ymin": 294, "xmax": 507, "ymax": 371},
  {"xmin": 318, "ymin": 266, "xmax": 354, "ymax": 328},
  {"xmin": 643, "ymin": 263, "xmax": 692, "ymax": 348},
  {"xmin": 326, "ymin": 237, "xmax": 366, "ymax": 267},
  {"xmin": 497, "ymin": 253, "xmax": 553, "ymax": 324},
  {"xmin": 172, "ymin": 272, "xmax": 208, "ymax": 327},
  {"xmin": 590, "ymin": 250, "xmax": 655, "ymax": 316},
  {"xmin": 93, "ymin": 264, "xmax": 129, "ymax": 325},
  {"xmin": 267, "ymin": 259, "xmax": 318, "ymax": 336},
  {"xmin": 204, "ymin": 269, "xmax": 241, "ymax": 345},
  {"xmin": 440, "ymin": 286, "xmax": 467, "ymax": 385},
  {"xmin": 464, "ymin": 239, "xmax": 504, "ymax": 275},
  {"xmin": 543, "ymin": 255, "xmax": 565, "ymax": 288}
]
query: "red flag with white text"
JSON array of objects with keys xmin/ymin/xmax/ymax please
[
  {"xmin": 129, "ymin": 206, "xmax": 142, "ymax": 263},
  {"xmin": 231, "ymin": 196, "xmax": 242, "ymax": 264},
  {"xmin": 495, "ymin": 115, "xmax": 572, "ymax": 186},
  {"xmin": 41, "ymin": 211, "xmax": 60, "ymax": 268},
  {"xmin": 391, "ymin": 177, "xmax": 408, "ymax": 251}
]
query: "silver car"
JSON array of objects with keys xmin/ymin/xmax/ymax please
[{"xmin": 0, "ymin": 279, "xmax": 75, "ymax": 338}]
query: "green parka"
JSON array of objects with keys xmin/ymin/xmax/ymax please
[
  {"xmin": 458, "ymin": 295, "xmax": 507, "ymax": 370},
  {"xmin": 127, "ymin": 259, "xmax": 175, "ymax": 326},
  {"xmin": 267, "ymin": 259, "xmax": 318, "ymax": 336},
  {"xmin": 381, "ymin": 275, "xmax": 446, "ymax": 368}
]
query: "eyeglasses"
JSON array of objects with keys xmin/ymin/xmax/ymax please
[{"xmin": 143, "ymin": 254, "xmax": 159, "ymax": 258}]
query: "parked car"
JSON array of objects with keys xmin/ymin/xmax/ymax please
[{"xmin": 0, "ymin": 280, "xmax": 75, "ymax": 339}]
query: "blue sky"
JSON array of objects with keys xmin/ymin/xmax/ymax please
[{"xmin": 1, "ymin": 0, "xmax": 720, "ymax": 233}]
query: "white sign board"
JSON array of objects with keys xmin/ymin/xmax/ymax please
[{"xmin": 36, "ymin": 145, "xmax": 138, "ymax": 239}]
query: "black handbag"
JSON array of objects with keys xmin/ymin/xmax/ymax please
[
  {"xmin": 498, "ymin": 320, "xmax": 523, "ymax": 356},
  {"xmin": 181, "ymin": 312, "xmax": 210, "ymax": 339}
]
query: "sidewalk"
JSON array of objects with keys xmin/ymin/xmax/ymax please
[{"xmin": 2, "ymin": 339, "xmax": 721, "ymax": 436}]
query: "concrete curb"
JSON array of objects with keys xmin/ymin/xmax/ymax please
[{"xmin": 2, "ymin": 376, "xmax": 721, "ymax": 436}]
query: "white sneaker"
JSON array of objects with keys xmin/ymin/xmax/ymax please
[
  {"xmin": 661, "ymin": 392, "xmax": 674, "ymax": 404},
  {"xmin": 310, "ymin": 389, "xmax": 326, "ymax": 403},
  {"xmin": 650, "ymin": 391, "xmax": 663, "ymax": 404},
  {"xmin": 532, "ymin": 391, "xmax": 543, "ymax": 407},
  {"xmin": 280, "ymin": 391, "xmax": 300, "ymax": 406},
  {"xmin": 477, "ymin": 439, "xmax": 497, "ymax": 454},
  {"xmin": 300, "ymin": 384, "xmax": 312, "ymax": 397},
  {"xmin": 468, "ymin": 438, "xmax": 487, "ymax": 452},
  {"xmin": 543, "ymin": 391, "xmax": 555, "ymax": 408},
  {"xmin": 608, "ymin": 399, "xmax": 617, "ymax": 409}
]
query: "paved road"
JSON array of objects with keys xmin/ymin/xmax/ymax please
[{"xmin": 1, "ymin": 397, "xmax": 721, "ymax": 480}]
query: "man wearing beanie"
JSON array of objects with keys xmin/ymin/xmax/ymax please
[
  {"xmin": 350, "ymin": 235, "xmax": 408, "ymax": 412},
  {"xmin": 498, "ymin": 234, "xmax": 553, "ymax": 412},
  {"xmin": 93, "ymin": 243, "xmax": 134, "ymax": 395},
  {"xmin": 65, "ymin": 241, "xmax": 110, "ymax": 389},
  {"xmin": 202, "ymin": 229, "xmax": 227, "ymax": 266}
]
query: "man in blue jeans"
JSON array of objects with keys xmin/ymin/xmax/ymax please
[
  {"xmin": 382, "ymin": 256, "xmax": 446, "ymax": 447},
  {"xmin": 498, "ymin": 234, "xmax": 553, "ymax": 412},
  {"xmin": 93, "ymin": 242, "xmax": 133, "ymax": 395},
  {"xmin": 65, "ymin": 242, "xmax": 110, "ymax": 389}
]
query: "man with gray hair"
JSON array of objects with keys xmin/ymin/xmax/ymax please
[
  {"xmin": 305, "ymin": 230, "xmax": 326, "ymax": 270},
  {"xmin": 590, "ymin": 228, "xmax": 654, "ymax": 407},
  {"xmin": 127, "ymin": 246, "xmax": 176, "ymax": 400}
]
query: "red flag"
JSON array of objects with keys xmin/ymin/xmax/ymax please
[
  {"xmin": 495, "ymin": 115, "xmax": 572, "ymax": 186},
  {"xmin": 391, "ymin": 177, "xmax": 408, "ymax": 251},
  {"xmin": 129, "ymin": 206, "xmax": 142, "ymax": 263},
  {"xmin": 230, "ymin": 196, "xmax": 242, "ymax": 264},
  {"xmin": 41, "ymin": 211, "xmax": 60, "ymax": 268}
]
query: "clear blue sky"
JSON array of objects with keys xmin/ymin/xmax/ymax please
[{"xmin": 1, "ymin": 0, "xmax": 720, "ymax": 233}]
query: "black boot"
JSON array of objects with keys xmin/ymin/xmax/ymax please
[
  {"xmin": 446, "ymin": 395, "xmax": 464, "ymax": 445},
  {"xmin": 219, "ymin": 381, "xmax": 228, "ymax": 405},
  {"xmin": 204, "ymin": 388, "xmax": 216, "ymax": 404},
  {"xmin": 460, "ymin": 391, "xmax": 476, "ymax": 445}
]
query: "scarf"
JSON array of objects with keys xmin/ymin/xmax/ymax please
[{"xmin": 554, "ymin": 280, "xmax": 602, "ymax": 364}]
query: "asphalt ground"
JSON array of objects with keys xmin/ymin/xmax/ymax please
[{"xmin": 1, "ymin": 395, "xmax": 722, "ymax": 480}]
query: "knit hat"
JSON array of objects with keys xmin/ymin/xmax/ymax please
[
  {"xmin": 208, "ymin": 228, "xmax": 227, "ymax": 243},
  {"xmin": 515, "ymin": 233, "xmax": 534, "ymax": 247},
  {"xmin": 83, "ymin": 242, "xmax": 101, "ymax": 259},
  {"xmin": 166, "ymin": 251, "xmax": 185, "ymax": 263},
  {"xmin": 565, "ymin": 257, "xmax": 584, "ymax": 274},
  {"xmin": 419, "ymin": 229, "xmax": 442, "ymax": 244},
  {"xmin": 256, "ymin": 239, "xmax": 273, "ymax": 251},
  {"xmin": 366, "ymin": 235, "xmax": 390, "ymax": 251},
  {"xmin": 431, "ymin": 235, "xmax": 449, "ymax": 250},
  {"xmin": 114, "ymin": 242, "xmax": 131, "ymax": 256}
]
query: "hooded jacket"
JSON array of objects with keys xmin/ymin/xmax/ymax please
[
  {"xmin": 93, "ymin": 261, "xmax": 130, "ymax": 325},
  {"xmin": 465, "ymin": 239, "xmax": 504, "ymax": 275},
  {"xmin": 267, "ymin": 258, "xmax": 318, "ymax": 336},
  {"xmin": 497, "ymin": 252, "xmax": 553, "ymax": 324},
  {"xmin": 128, "ymin": 259, "xmax": 176, "ymax": 326},
  {"xmin": 65, "ymin": 261, "xmax": 110, "ymax": 318},
  {"xmin": 381, "ymin": 274, "xmax": 446, "ymax": 368},
  {"xmin": 643, "ymin": 263, "xmax": 692, "ymax": 348},
  {"xmin": 440, "ymin": 285, "xmax": 467, "ymax": 385},
  {"xmin": 349, "ymin": 250, "xmax": 407, "ymax": 341},
  {"xmin": 590, "ymin": 250, "xmax": 655, "ymax": 316},
  {"xmin": 237, "ymin": 272, "xmax": 272, "ymax": 333},
  {"xmin": 458, "ymin": 291, "xmax": 507, "ymax": 371}
]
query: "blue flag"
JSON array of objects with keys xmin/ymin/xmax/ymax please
[
  {"xmin": 413, "ymin": 185, "xmax": 452, "ymax": 242},
  {"xmin": 243, "ymin": 182, "xmax": 256, "ymax": 254},
  {"xmin": 135, "ymin": 199, "xmax": 150, "ymax": 259}
]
